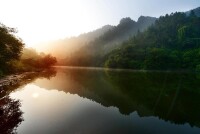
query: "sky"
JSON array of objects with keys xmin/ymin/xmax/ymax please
[{"xmin": 0, "ymin": 0, "xmax": 199, "ymax": 49}]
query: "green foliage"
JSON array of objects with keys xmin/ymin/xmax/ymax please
[
  {"xmin": 105, "ymin": 44, "xmax": 145, "ymax": 69},
  {"xmin": 143, "ymin": 48, "xmax": 181, "ymax": 70},
  {"xmin": 0, "ymin": 23, "xmax": 24, "ymax": 72},
  {"xmin": 105, "ymin": 12, "xmax": 200, "ymax": 70},
  {"xmin": 62, "ymin": 17, "xmax": 156, "ymax": 67},
  {"xmin": 6, "ymin": 60, "xmax": 25, "ymax": 72},
  {"xmin": 178, "ymin": 26, "xmax": 187, "ymax": 42}
]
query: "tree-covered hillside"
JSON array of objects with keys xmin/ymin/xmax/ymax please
[
  {"xmin": 105, "ymin": 11, "xmax": 200, "ymax": 71},
  {"xmin": 186, "ymin": 7, "xmax": 200, "ymax": 17},
  {"xmin": 61, "ymin": 16, "xmax": 156, "ymax": 66}
]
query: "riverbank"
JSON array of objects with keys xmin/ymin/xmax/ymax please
[
  {"xmin": 0, "ymin": 72, "xmax": 38, "ymax": 98},
  {"xmin": 0, "ymin": 72, "xmax": 35, "ymax": 87},
  {"xmin": 0, "ymin": 69, "xmax": 57, "ymax": 98},
  {"xmin": 0, "ymin": 67, "xmax": 54, "ymax": 87}
]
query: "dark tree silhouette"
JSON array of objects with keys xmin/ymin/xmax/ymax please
[{"xmin": 0, "ymin": 96, "xmax": 24, "ymax": 134}]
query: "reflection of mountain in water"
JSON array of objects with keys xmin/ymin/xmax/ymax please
[
  {"xmin": 0, "ymin": 69, "xmax": 57, "ymax": 133},
  {"xmin": 34, "ymin": 67, "xmax": 200, "ymax": 128}
]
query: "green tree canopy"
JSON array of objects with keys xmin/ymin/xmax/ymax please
[
  {"xmin": 104, "ymin": 12, "xmax": 200, "ymax": 70},
  {"xmin": 0, "ymin": 23, "xmax": 24, "ymax": 71}
]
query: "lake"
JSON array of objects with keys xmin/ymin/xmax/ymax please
[{"xmin": 1, "ymin": 66, "xmax": 200, "ymax": 134}]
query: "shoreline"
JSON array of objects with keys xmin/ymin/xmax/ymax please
[
  {"xmin": 0, "ymin": 72, "xmax": 36, "ymax": 89},
  {"xmin": 53, "ymin": 66, "xmax": 195, "ymax": 73},
  {"xmin": 0, "ymin": 69, "xmax": 57, "ymax": 98},
  {"xmin": 0, "ymin": 72, "xmax": 37, "ymax": 99},
  {"xmin": 0, "ymin": 67, "xmax": 54, "ymax": 88}
]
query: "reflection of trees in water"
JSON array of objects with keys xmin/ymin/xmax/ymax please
[
  {"xmin": 0, "ymin": 68, "xmax": 57, "ymax": 133},
  {"xmin": 0, "ymin": 96, "xmax": 23, "ymax": 134},
  {"xmin": 51, "ymin": 69, "xmax": 200, "ymax": 127},
  {"xmin": 0, "ymin": 68, "xmax": 57, "ymax": 98},
  {"xmin": 104, "ymin": 71, "xmax": 200, "ymax": 126}
]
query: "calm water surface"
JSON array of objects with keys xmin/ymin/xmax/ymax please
[{"xmin": 2, "ymin": 67, "xmax": 200, "ymax": 134}]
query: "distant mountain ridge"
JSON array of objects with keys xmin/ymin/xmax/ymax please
[
  {"xmin": 37, "ymin": 6, "xmax": 200, "ymax": 61},
  {"xmin": 83, "ymin": 17, "xmax": 155, "ymax": 55},
  {"xmin": 39, "ymin": 16, "xmax": 156, "ymax": 59},
  {"xmin": 186, "ymin": 6, "xmax": 200, "ymax": 17},
  {"xmin": 137, "ymin": 16, "xmax": 158, "ymax": 31},
  {"xmin": 61, "ymin": 16, "xmax": 157, "ymax": 66},
  {"xmin": 104, "ymin": 7, "xmax": 200, "ymax": 70},
  {"xmin": 96, "ymin": 16, "xmax": 157, "ymax": 52},
  {"xmin": 38, "ymin": 25, "xmax": 114, "ymax": 58}
]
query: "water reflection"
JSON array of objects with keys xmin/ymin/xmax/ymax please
[
  {"xmin": 10, "ymin": 84, "xmax": 200, "ymax": 134},
  {"xmin": 0, "ymin": 96, "xmax": 23, "ymax": 134},
  {"xmin": 0, "ymin": 69, "xmax": 56, "ymax": 98},
  {"xmin": 35, "ymin": 67, "xmax": 200, "ymax": 127},
  {"xmin": 4, "ymin": 67, "xmax": 200, "ymax": 133},
  {"xmin": 0, "ymin": 69, "xmax": 56, "ymax": 133}
]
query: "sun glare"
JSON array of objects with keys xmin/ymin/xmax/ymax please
[
  {"xmin": 32, "ymin": 93, "xmax": 39, "ymax": 98},
  {"xmin": 19, "ymin": 0, "xmax": 99, "ymax": 49},
  {"xmin": 0, "ymin": 0, "xmax": 100, "ymax": 50}
]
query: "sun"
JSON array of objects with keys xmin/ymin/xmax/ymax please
[
  {"xmin": 17, "ymin": 0, "xmax": 99, "ymax": 51},
  {"xmin": 32, "ymin": 93, "xmax": 39, "ymax": 98}
]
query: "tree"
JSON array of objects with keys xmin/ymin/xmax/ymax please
[
  {"xmin": 0, "ymin": 23, "xmax": 24, "ymax": 72},
  {"xmin": 40, "ymin": 54, "xmax": 57, "ymax": 68},
  {"xmin": 104, "ymin": 12, "xmax": 200, "ymax": 70}
]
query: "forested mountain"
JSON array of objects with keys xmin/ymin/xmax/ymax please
[
  {"xmin": 137, "ymin": 16, "xmax": 158, "ymax": 31},
  {"xmin": 39, "ymin": 25, "xmax": 114, "ymax": 58},
  {"xmin": 88, "ymin": 16, "xmax": 157, "ymax": 54},
  {"xmin": 44, "ymin": 7, "xmax": 200, "ymax": 71},
  {"xmin": 105, "ymin": 11, "xmax": 200, "ymax": 71},
  {"xmin": 42, "ymin": 16, "xmax": 156, "ymax": 59},
  {"xmin": 60, "ymin": 16, "xmax": 156, "ymax": 66},
  {"xmin": 186, "ymin": 7, "xmax": 200, "ymax": 17}
]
